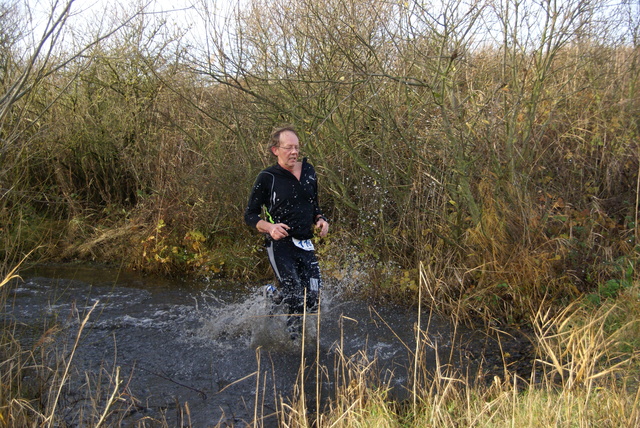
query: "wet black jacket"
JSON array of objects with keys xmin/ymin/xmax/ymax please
[{"xmin": 245, "ymin": 158, "xmax": 324, "ymax": 240}]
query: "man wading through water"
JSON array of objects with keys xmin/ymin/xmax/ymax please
[{"xmin": 244, "ymin": 125, "xmax": 330, "ymax": 342}]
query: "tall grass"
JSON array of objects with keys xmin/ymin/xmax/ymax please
[{"xmin": 277, "ymin": 265, "xmax": 639, "ymax": 428}]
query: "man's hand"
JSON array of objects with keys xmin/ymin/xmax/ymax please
[
  {"xmin": 314, "ymin": 218, "xmax": 329, "ymax": 237},
  {"xmin": 257, "ymin": 220, "xmax": 290, "ymax": 240},
  {"xmin": 269, "ymin": 223, "xmax": 290, "ymax": 240}
]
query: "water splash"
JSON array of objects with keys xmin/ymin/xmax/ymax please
[{"xmin": 197, "ymin": 286, "xmax": 319, "ymax": 352}]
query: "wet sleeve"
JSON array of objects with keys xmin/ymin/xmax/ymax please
[{"xmin": 244, "ymin": 173, "xmax": 268, "ymax": 229}]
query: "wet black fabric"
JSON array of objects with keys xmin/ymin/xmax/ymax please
[
  {"xmin": 266, "ymin": 238, "xmax": 321, "ymax": 314},
  {"xmin": 245, "ymin": 157, "xmax": 325, "ymax": 317},
  {"xmin": 244, "ymin": 158, "xmax": 323, "ymax": 240}
]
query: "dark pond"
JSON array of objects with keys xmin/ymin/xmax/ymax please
[{"xmin": 2, "ymin": 263, "xmax": 533, "ymax": 427}]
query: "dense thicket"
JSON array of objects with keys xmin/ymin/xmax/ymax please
[{"xmin": 1, "ymin": 0, "xmax": 639, "ymax": 321}]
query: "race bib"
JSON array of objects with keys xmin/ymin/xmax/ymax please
[{"xmin": 292, "ymin": 237, "xmax": 315, "ymax": 251}]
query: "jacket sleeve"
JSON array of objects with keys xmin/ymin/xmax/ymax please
[{"xmin": 244, "ymin": 172, "xmax": 269, "ymax": 229}]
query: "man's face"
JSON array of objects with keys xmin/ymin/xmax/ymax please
[{"xmin": 272, "ymin": 130, "xmax": 300, "ymax": 171}]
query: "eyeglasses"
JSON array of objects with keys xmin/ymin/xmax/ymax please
[{"xmin": 277, "ymin": 145, "xmax": 300, "ymax": 152}]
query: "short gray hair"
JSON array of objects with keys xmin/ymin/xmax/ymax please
[{"xmin": 268, "ymin": 125, "xmax": 298, "ymax": 156}]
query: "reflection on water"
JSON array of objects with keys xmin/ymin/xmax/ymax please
[{"xmin": 3, "ymin": 263, "xmax": 457, "ymax": 427}]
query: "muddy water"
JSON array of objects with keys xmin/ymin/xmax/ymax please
[{"xmin": 3, "ymin": 264, "xmax": 529, "ymax": 427}]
